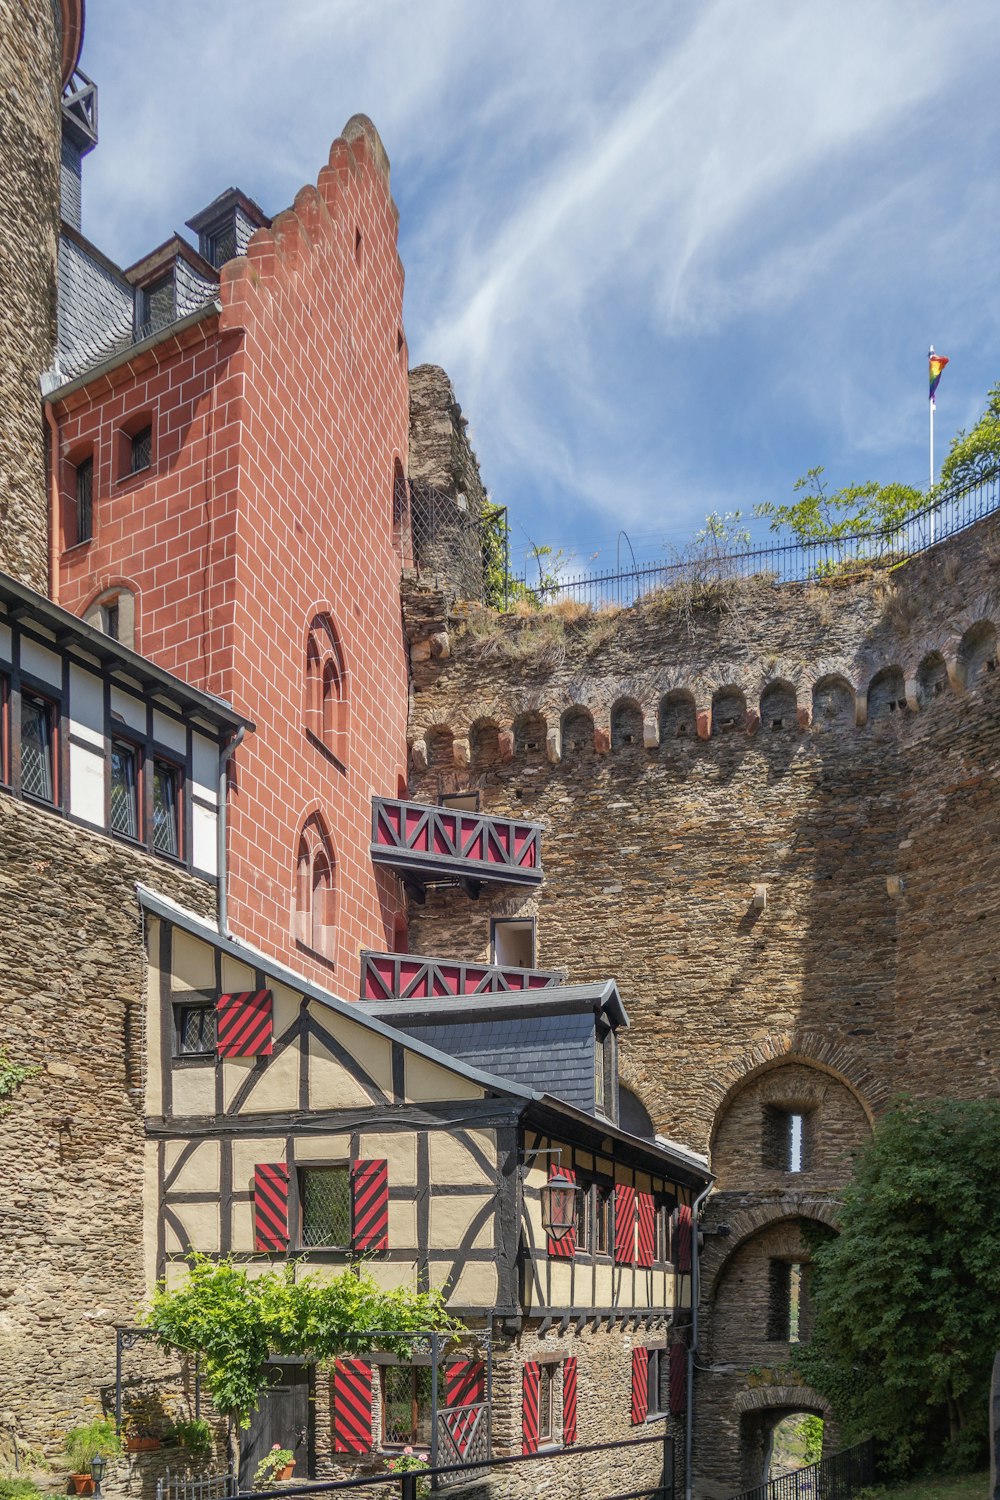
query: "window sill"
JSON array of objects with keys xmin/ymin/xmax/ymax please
[
  {"xmin": 172, "ymin": 1053, "xmax": 216, "ymax": 1068},
  {"xmin": 294, "ymin": 938, "xmax": 337, "ymax": 970},
  {"xmin": 644, "ymin": 1411, "xmax": 671, "ymax": 1425},
  {"xmin": 305, "ymin": 729, "xmax": 347, "ymax": 773},
  {"xmin": 62, "ymin": 538, "xmax": 94, "ymax": 556}
]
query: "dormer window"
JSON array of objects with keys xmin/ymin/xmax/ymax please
[
  {"xmin": 205, "ymin": 221, "xmax": 237, "ymax": 269},
  {"xmin": 139, "ymin": 275, "xmax": 175, "ymax": 334}
]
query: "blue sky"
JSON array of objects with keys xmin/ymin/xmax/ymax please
[{"xmin": 79, "ymin": 0, "xmax": 1000, "ymax": 577}]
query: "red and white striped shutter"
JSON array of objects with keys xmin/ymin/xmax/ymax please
[
  {"xmin": 522, "ymin": 1362, "xmax": 541, "ymax": 1454},
  {"xmin": 216, "ymin": 989, "xmax": 273, "ymax": 1057},
  {"xmin": 631, "ymin": 1348, "xmax": 649, "ymax": 1425},
  {"xmin": 614, "ymin": 1184, "xmax": 637, "ymax": 1264},
  {"xmin": 252, "ymin": 1162, "xmax": 289, "ymax": 1252},
  {"xmin": 669, "ymin": 1343, "xmax": 687, "ymax": 1416},
  {"xmin": 546, "ymin": 1163, "xmax": 576, "ymax": 1258},
  {"xmin": 563, "ymin": 1357, "xmax": 578, "ymax": 1445},
  {"xmin": 351, "ymin": 1159, "xmax": 389, "ymax": 1250},
  {"xmin": 636, "ymin": 1192, "xmax": 656, "ymax": 1269},
  {"xmin": 673, "ymin": 1204, "xmax": 693, "ymax": 1274},
  {"xmin": 444, "ymin": 1359, "xmax": 485, "ymax": 1456},
  {"xmin": 332, "ymin": 1358, "xmax": 373, "ymax": 1453}
]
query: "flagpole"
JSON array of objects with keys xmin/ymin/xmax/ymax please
[{"xmin": 929, "ymin": 344, "xmax": 936, "ymax": 544}]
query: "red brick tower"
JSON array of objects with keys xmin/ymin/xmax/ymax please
[{"xmin": 53, "ymin": 117, "xmax": 410, "ymax": 986}]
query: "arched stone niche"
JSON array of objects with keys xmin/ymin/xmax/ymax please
[
  {"xmin": 561, "ymin": 705, "xmax": 595, "ymax": 759},
  {"xmin": 611, "ymin": 698, "xmax": 644, "ymax": 751},
  {"xmin": 710, "ymin": 1061, "xmax": 871, "ymax": 1193},
  {"xmin": 759, "ymin": 680, "xmax": 797, "ymax": 733},
  {"xmin": 659, "ymin": 689, "xmax": 697, "ymax": 741},
  {"xmin": 470, "ymin": 718, "xmax": 502, "ymax": 769},
  {"xmin": 712, "ymin": 687, "xmax": 747, "ymax": 735},
  {"xmin": 425, "ymin": 724, "xmax": 454, "ymax": 768},
  {"xmin": 959, "ymin": 620, "xmax": 998, "ymax": 689},
  {"xmin": 917, "ymin": 650, "xmax": 949, "ymax": 706},
  {"xmin": 867, "ymin": 666, "xmax": 907, "ymax": 722},
  {"xmin": 514, "ymin": 711, "xmax": 547, "ymax": 763},
  {"xmin": 811, "ymin": 675, "xmax": 855, "ymax": 729}
]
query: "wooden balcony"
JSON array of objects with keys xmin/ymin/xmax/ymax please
[
  {"xmin": 361, "ymin": 950, "xmax": 561, "ymax": 1002},
  {"xmin": 370, "ymin": 797, "xmax": 543, "ymax": 898}
]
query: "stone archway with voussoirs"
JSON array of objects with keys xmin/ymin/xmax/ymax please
[
  {"xmin": 701, "ymin": 1198, "xmax": 842, "ymax": 1293},
  {"xmin": 734, "ymin": 1384, "xmax": 837, "ymax": 1493}
]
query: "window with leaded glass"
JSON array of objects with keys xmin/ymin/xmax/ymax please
[
  {"xmin": 75, "ymin": 456, "xmax": 93, "ymax": 543},
  {"xmin": 538, "ymin": 1363, "xmax": 557, "ymax": 1443},
  {"xmin": 381, "ymin": 1366, "xmax": 432, "ymax": 1448},
  {"xmin": 20, "ymin": 693, "xmax": 54, "ymax": 803},
  {"xmin": 207, "ymin": 222, "xmax": 237, "ymax": 267},
  {"xmin": 110, "ymin": 739, "xmax": 139, "ymax": 839},
  {"xmin": 575, "ymin": 1184, "xmax": 591, "ymax": 1254},
  {"xmin": 152, "ymin": 759, "xmax": 180, "ymax": 857},
  {"xmin": 130, "ymin": 425, "xmax": 152, "ymax": 474},
  {"xmin": 594, "ymin": 1187, "xmax": 610, "ymax": 1256},
  {"xmin": 299, "ymin": 1166, "xmax": 351, "ymax": 1248},
  {"xmin": 173, "ymin": 1001, "xmax": 216, "ymax": 1057}
]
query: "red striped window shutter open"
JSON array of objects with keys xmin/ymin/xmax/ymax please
[
  {"xmin": 636, "ymin": 1192, "xmax": 656, "ymax": 1268},
  {"xmin": 614, "ymin": 1183, "xmax": 637, "ymax": 1264},
  {"xmin": 253, "ymin": 1162, "xmax": 289, "ymax": 1252},
  {"xmin": 522, "ymin": 1362, "xmax": 541, "ymax": 1454},
  {"xmin": 444, "ymin": 1359, "xmax": 485, "ymax": 1456},
  {"xmin": 332, "ymin": 1358, "xmax": 373, "ymax": 1453},
  {"xmin": 669, "ymin": 1342, "xmax": 687, "ymax": 1416},
  {"xmin": 216, "ymin": 989, "xmax": 273, "ymax": 1057},
  {"xmin": 563, "ymin": 1357, "xmax": 578, "ymax": 1445},
  {"xmin": 546, "ymin": 1163, "xmax": 576, "ymax": 1258},
  {"xmin": 674, "ymin": 1204, "xmax": 693, "ymax": 1274},
  {"xmin": 631, "ymin": 1348, "xmax": 649, "ymax": 1425},
  {"xmin": 351, "ymin": 1159, "xmax": 389, "ymax": 1250}
]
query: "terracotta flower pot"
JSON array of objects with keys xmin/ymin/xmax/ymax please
[
  {"xmin": 70, "ymin": 1475, "xmax": 95, "ymax": 1495},
  {"xmin": 276, "ymin": 1464, "xmax": 295, "ymax": 1481},
  {"xmin": 125, "ymin": 1438, "xmax": 161, "ymax": 1452}
]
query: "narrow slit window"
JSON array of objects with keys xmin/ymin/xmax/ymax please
[
  {"xmin": 130, "ymin": 425, "xmax": 152, "ymax": 474},
  {"xmin": 537, "ymin": 1364, "xmax": 556, "ymax": 1444},
  {"xmin": 101, "ymin": 598, "xmax": 120, "ymax": 640},
  {"xmin": 110, "ymin": 739, "xmax": 140, "ymax": 839},
  {"xmin": 594, "ymin": 1188, "xmax": 610, "ymax": 1256},
  {"xmin": 75, "ymin": 456, "xmax": 93, "ymax": 543}
]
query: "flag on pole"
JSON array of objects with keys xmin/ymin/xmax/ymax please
[{"xmin": 929, "ymin": 351, "xmax": 949, "ymax": 402}]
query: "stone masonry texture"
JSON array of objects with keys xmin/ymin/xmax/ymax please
[
  {"xmin": 401, "ymin": 507, "xmax": 1000, "ymax": 1494},
  {"xmin": 0, "ymin": 0, "xmax": 62, "ymax": 591},
  {"xmin": 0, "ymin": 793, "xmax": 214, "ymax": 1463}
]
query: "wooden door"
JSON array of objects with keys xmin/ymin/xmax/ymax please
[{"xmin": 239, "ymin": 1364, "xmax": 312, "ymax": 1487}]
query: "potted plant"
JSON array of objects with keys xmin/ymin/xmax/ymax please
[
  {"xmin": 65, "ymin": 1418, "xmax": 121, "ymax": 1494},
  {"xmin": 385, "ymin": 1451, "xmax": 430, "ymax": 1499},
  {"xmin": 171, "ymin": 1418, "xmax": 213, "ymax": 1461},
  {"xmin": 253, "ymin": 1445, "xmax": 296, "ymax": 1488}
]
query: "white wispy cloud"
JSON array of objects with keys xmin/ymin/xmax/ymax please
[{"xmin": 81, "ymin": 0, "xmax": 1000, "ymax": 564}]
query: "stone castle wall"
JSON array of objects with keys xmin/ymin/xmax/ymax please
[
  {"xmin": 0, "ymin": 793, "xmax": 213, "ymax": 1462},
  {"xmin": 399, "ymin": 509, "xmax": 1000, "ymax": 1494},
  {"xmin": 0, "ymin": 0, "xmax": 63, "ymax": 591}
]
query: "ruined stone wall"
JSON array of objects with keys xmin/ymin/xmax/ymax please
[
  {"xmin": 400, "ymin": 511, "xmax": 1000, "ymax": 1494},
  {"xmin": 0, "ymin": 793, "xmax": 214, "ymax": 1461},
  {"xmin": 408, "ymin": 365, "xmax": 488, "ymax": 511},
  {"xmin": 0, "ymin": 0, "xmax": 63, "ymax": 591}
]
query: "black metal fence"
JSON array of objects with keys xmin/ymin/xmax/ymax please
[
  {"xmin": 532, "ymin": 477, "xmax": 1000, "ymax": 611},
  {"xmin": 398, "ymin": 482, "xmax": 509, "ymax": 609},
  {"xmin": 157, "ymin": 1471, "xmax": 238, "ymax": 1500},
  {"xmin": 728, "ymin": 1437, "xmax": 875, "ymax": 1500},
  {"xmin": 243, "ymin": 1428, "xmax": 672, "ymax": 1500}
]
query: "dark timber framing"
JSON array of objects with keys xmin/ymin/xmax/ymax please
[{"xmin": 370, "ymin": 796, "xmax": 543, "ymax": 896}]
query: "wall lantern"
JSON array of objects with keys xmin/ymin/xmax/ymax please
[
  {"xmin": 89, "ymin": 1456, "xmax": 105, "ymax": 1498},
  {"xmin": 541, "ymin": 1170, "xmax": 578, "ymax": 1242}
]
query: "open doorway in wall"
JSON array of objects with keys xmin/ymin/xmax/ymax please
[
  {"xmin": 491, "ymin": 917, "xmax": 535, "ymax": 969},
  {"xmin": 239, "ymin": 1363, "xmax": 313, "ymax": 1487},
  {"xmin": 767, "ymin": 1412, "xmax": 824, "ymax": 1481}
]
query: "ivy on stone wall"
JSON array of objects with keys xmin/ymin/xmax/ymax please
[{"xmin": 0, "ymin": 1049, "xmax": 39, "ymax": 1114}]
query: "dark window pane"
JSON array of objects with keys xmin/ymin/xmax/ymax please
[
  {"xmin": 76, "ymin": 457, "xmax": 93, "ymax": 542},
  {"xmin": 110, "ymin": 740, "xmax": 139, "ymax": 839},
  {"xmin": 175, "ymin": 1004, "xmax": 216, "ymax": 1056},
  {"xmin": 130, "ymin": 425, "xmax": 152, "ymax": 473},
  {"xmin": 300, "ymin": 1166, "xmax": 350, "ymax": 1247},
  {"xmin": 143, "ymin": 276, "xmax": 175, "ymax": 332},
  {"xmin": 21, "ymin": 695, "xmax": 53, "ymax": 802},
  {"xmin": 382, "ymin": 1366, "xmax": 432, "ymax": 1448},
  {"xmin": 208, "ymin": 223, "xmax": 237, "ymax": 267},
  {"xmin": 152, "ymin": 760, "xmax": 179, "ymax": 856},
  {"xmin": 101, "ymin": 600, "xmax": 120, "ymax": 639},
  {"xmin": 538, "ymin": 1365, "xmax": 555, "ymax": 1441}
]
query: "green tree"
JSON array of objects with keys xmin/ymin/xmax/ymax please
[
  {"xmin": 939, "ymin": 380, "xmax": 1000, "ymax": 491},
  {"xmin": 755, "ymin": 468, "xmax": 925, "ymax": 545},
  {"xmin": 145, "ymin": 1256, "xmax": 463, "ymax": 1428},
  {"xmin": 796, "ymin": 1099, "xmax": 1000, "ymax": 1476}
]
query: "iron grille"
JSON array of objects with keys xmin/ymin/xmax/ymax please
[
  {"xmin": 156, "ymin": 1469, "xmax": 236, "ymax": 1500},
  {"xmin": 131, "ymin": 425, "xmax": 153, "ymax": 473},
  {"xmin": 152, "ymin": 761, "xmax": 179, "ymax": 856},
  {"xmin": 300, "ymin": 1166, "xmax": 351, "ymax": 1247},
  {"xmin": 20, "ymin": 696, "xmax": 53, "ymax": 801},
  {"xmin": 728, "ymin": 1437, "xmax": 875, "ymax": 1500},
  {"xmin": 382, "ymin": 1365, "xmax": 433, "ymax": 1448},
  {"xmin": 76, "ymin": 456, "xmax": 93, "ymax": 542},
  {"xmin": 110, "ymin": 741, "xmax": 139, "ymax": 839}
]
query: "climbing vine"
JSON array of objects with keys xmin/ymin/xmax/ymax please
[{"xmin": 0, "ymin": 1049, "xmax": 39, "ymax": 1115}]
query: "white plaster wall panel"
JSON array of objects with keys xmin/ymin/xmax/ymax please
[
  {"xmin": 21, "ymin": 636, "xmax": 62, "ymax": 687},
  {"xmin": 68, "ymin": 663, "xmax": 103, "ymax": 745},
  {"xmin": 153, "ymin": 709, "xmax": 187, "ymax": 755},
  {"xmin": 171, "ymin": 929, "xmax": 215, "ymax": 991},
  {"xmin": 109, "ymin": 684, "xmax": 146, "ymax": 731},
  {"xmin": 172, "ymin": 1066, "xmax": 215, "ymax": 1117},
  {"xmin": 191, "ymin": 802, "xmax": 218, "ymax": 876},
  {"xmin": 0, "ymin": 622, "xmax": 11, "ymax": 663},
  {"xmin": 192, "ymin": 734, "xmax": 219, "ymax": 806},
  {"xmin": 69, "ymin": 738, "xmax": 104, "ymax": 825}
]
